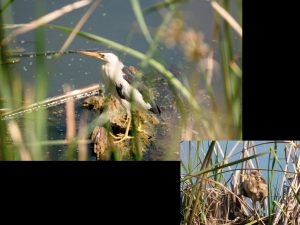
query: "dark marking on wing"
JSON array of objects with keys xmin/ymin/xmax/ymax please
[{"xmin": 116, "ymin": 83, "xmax": 126, "ymax": 100}]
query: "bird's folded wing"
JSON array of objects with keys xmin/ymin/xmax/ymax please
[
  {"xmin": 121, "ymin": 65, "xmax": 148, "ymax": 98},
  {"xmin": 121, "ymin": 66, "xmax": 160, "ymax": 114},
  {"xmin": 121, "ymin": 66, "xmax": 136, "ymax": 85}
]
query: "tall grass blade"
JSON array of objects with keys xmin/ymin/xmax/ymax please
[
  {"xmin": 130, "ymin": 0, "xmax": 153, "ymax": 44},
  {"xmin": 210, "ymin": 0, "xmax": 242, "ymax": 37},
  {"xmin": 0, "ymin": 0, "xmax": 14, "ymax": 14},
  {"xmin": 1, "ymin": 0, "xmax": 92, "ymax": 45},
  {"xmin": 144, "ymin": 0, "xmax": 187, "ymax": 14}
]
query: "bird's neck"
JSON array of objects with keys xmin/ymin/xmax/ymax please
[{"xmin": 102, "ymin": 61, "xmax": 124, "ymax": 81}]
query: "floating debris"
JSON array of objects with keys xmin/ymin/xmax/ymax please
[{"xmin": 0, "ymin": 84, "xmax": 101, "ymax": 121}]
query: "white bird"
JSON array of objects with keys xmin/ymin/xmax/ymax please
[{"xmin": 79, "ymin": 51, "xmax": 161, "ymax": 143}]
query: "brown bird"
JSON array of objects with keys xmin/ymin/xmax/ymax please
[{"xmin": 240, "ymin": 171, "xmax": 268, "ymax": 214}]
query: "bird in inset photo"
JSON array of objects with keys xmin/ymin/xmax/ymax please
[{"xmin": 239, "ymin": 170, "xmax": 268, "ymax": 214}]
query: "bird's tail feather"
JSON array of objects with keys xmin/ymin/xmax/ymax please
[{"xmin": 150, "ymin": 104, "xmax": 161, "ymax": 114}]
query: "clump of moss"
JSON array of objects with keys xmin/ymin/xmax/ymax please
[{"xmin": 82, "ymin": 94, "xmax": 160, "ymax": 160}]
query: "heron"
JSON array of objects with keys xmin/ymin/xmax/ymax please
[
  {"xmin": 79, "ymin": 51, "xmax": 161, "ymax": 143},
  {"xmin": 240, "ymin": 171, "xmax": 268, "ymax": 214}
]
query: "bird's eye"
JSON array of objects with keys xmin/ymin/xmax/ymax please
[{"xmin": 98, "ymin": 53, "xmax": 104, "ymax": 58}]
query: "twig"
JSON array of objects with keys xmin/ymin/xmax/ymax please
[
  {"xmin": 59, "ymin": 0, "xmax": 102, "ymax": 54},
  {"xmin": 1, "ymin": 0, "xmax": 91, "ymax": 45}
]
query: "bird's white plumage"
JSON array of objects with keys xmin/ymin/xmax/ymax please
[
  {"xmin": 79, "ymin": 51, "xmax": 160, "ymax": 142},
  {"xmin": 100, "ymin": 53, "xmax": 152, "ymax": 113}
]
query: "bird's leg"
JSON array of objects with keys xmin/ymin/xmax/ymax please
[
  {"xmin": 262, "ymin": 198, "xmax": 268, "ymax": 215},
  {"xmin": 120, "ymin": 113, "xmax": 129, "ymax": 124},
  {"xmin": 107, "ymin": 115, "xmax": 130, "ymax": 139},
  {"xmin": 113, "ymin": 115, "xmax": 133, "ymax": 143},
  {"xmin": 136, "ymin": 111, "xmax": 142, "ymax": 131},
  {"xmin": 251, "ymin": 197, "xmax": 257, "ymax": 214},
  {"xmin": 135, "ymin": 111, "xmax": 149, "ymax": 135},
  {"xmin": 109, "ymin": 132, "xmax": 123, "ymax": 139}
]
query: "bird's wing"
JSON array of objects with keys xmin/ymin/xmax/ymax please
[
  {"xmin": 121, "ymin": 66, "xmax": 136, "ymax": 85},
  {"xmin": 120, "ymin": 65, "xmax": 161, "ymax": 114}
]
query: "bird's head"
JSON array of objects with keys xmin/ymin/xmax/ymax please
[
  {"xmin": 241, "ymin": 171, "xmax": 265, "ymax": 183},
  {"xmin": 79, "ymin": 51, "xmax": 120, "ymax": 64}
]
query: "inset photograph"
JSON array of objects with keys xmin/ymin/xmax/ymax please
[{"xmin": 181, "ymin": 141, "xmax": 300, "ymax": 225}]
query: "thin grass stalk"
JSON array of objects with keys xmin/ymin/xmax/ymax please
[
  {"xmin": 267, "ymin": 145, "xmax": 272, "ymax": 222},
  {"xmin": 225, "ymin": 0, "xmax": 242, "ymax": 136},
  {"xmin": 7, "ymin": 120, "xmax": 31, "ymax": 160},
  {"xmin": 193, "ymin": 142, "xmax": 210, "ymax": 171},
  {"xmin": 78, "ymin": 116, "xmax": 88, "ymax": 161},
  {"xmin": 271, "ymin": 147, "xmax": 300, "ymax": 203},
  {"xmin": 181, "ymin": 141, "xmax": 192, "ymax": 221},
  {"xmin": 187, "ymin": 140, "xmax": 215, "ymax": 225},
  {"xmin": 1, "ymin": 0, "xmax": 91, "ymax": 45},
  {"xmin": 268, "ymin": 143, "xmax": 278, "ymax": 218},
  {"xmin": 188, "ymin": 141, "xmax": 192, "ymax": 173},
  {"xmin": 59, "ymin": 0, "xmax": 101, "ymax": 54},
  {"xmin": 195, "ymin": 141, "xmax": 201, "ymax": 165},
  {"xmin": 201, "ymin": 21, "xmax": 219, "ymax": 129},
  {"xmin": 182, "ymin": 150, "xmax": 271, "ymax": 182},
  {"xmin": 120, "ymin": 0, "xmax": 166, "ymax": 160},
  {"xmin": 144, "ymin": 4, "xmax": 213, "ymax": 137},
  {"xmin": 211, "ymin": 6, "xmax": 233, "ymax": 133},
  {"xmin": 210, "ymin": 0, "xmax": 242, "ymax": 38},
  {"xmin": 131, "ymin": 112, "xmax": 142, "ymax": 160},
  {"xmin": 216, "ymin": 141, "xmax": 232, "ymax": 172},
  {"xmin": 271, "ymin": 146, "xmax": 300, "ymax": 225},
  {"xmin": 23, "ymin": 88, "xmax": 36, "ymax": 160},
  {"xmin": 140, "ymin": 10, "xmax": 173, "ymax": 69},
  {"xmin": 214, "ymin": 0, "xmax": 242, "ymax": 136},
  {"xmin": 205, "ymin": 2, "xmax": 242, "ymax": 135},
  {"xmin": 0, "ymin": 0, "xmax": 14, "ymax": 14},
  {"xmin": 181, "ymin": 163, "xmax": 188, "ymax": 177},
  {"xmin": 64, "ymin": 85, "xmax": 76, "ymax": 160},
  {"xmin": 143, "ymin": 0, "xmax": 188, "ymax": 14},
  {"xmin": 0, "ymin": 1, "xmax": 14, "ymax": 158},
  {"xmin": 26, "ymin": 139, "xmax": 91, "ymax": 146},
  {"xmin": 130, "ymin": 0, "xmax": 153, "ymax": 44},
  {"xmin": 31, "ymin": 2, "xmax": 47, "ymax": 160},
  {"xmin": 132, "ymin": 2, "xmax": 201, "ymax": 140},
  {"xmin": 251, "ymin": 141, "xmax": 260, "ymax": 168},
  {"xmin": 222, "ymin": 0, "xmax": 234, "ymax": 59},
  {"xmin": 220, "ymin": 34, "xmax": 233, "ymax": 125}
]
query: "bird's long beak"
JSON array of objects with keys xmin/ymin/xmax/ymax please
[{"xmin": 79, "ymin": 51, "xmax": 104, "ymax": 60}]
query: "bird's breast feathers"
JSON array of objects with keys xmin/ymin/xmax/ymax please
[{"xmin": 102, "ymin": 62, "xmax": 124, "ymax": 80}]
